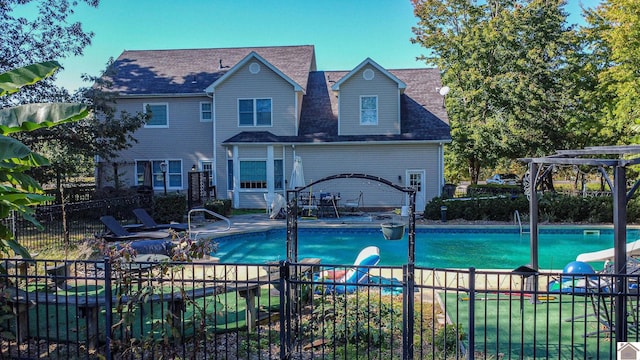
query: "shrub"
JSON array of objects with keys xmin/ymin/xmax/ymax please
[
  {"xmin": 203, "ymin": 199, "xmax": 232, "ymax": 217},
  {"xmin": 424, "ymin": 195, "xmax": 528, "ymax": 222},
  {"xmin": 153, "ymin": 194, "xmax": 187, "ymax": 223},
  {"xmin": 425, "ymin": 192, "xmax": 640, "ymax": 223}
]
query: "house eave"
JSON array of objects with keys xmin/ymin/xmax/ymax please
[
  {"xmin": 222, "ymin": 139, "xmax": 451, "ymax": 146},
  {"xmin": 116, "ymin": 92, "xmax": 207, "ymax": 99}
]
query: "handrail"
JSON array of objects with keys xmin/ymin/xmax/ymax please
[
  {"xmin": 187, "ymin": 208, "xmax": 231, "ymax": 239},
  {"xmin": 514, "ymin": 210, "xmax": 523, "ymax": 234}
]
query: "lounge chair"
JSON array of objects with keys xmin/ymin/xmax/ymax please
[
  {"xmin": 316, "ymin": 246, "xmax": 380, "ymax": 294},
  {"xmin": 99, "ymin": 215, "xmax": 172, "ymax": 241},
  {"xmin": 132, "ymin": 208, "xmax": 189, "ymax": 231}
]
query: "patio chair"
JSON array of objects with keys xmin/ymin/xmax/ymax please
[
  {"xmin": 343, "ymin": 191, "xmax": 363, "ymax": 213},
  {"xmin": 132, "ymin": 208, "xmax": 189, "ymax": 232},
  {"xmin": 99, "ymin": 215, "xmax": 172, "ymax": 241}
]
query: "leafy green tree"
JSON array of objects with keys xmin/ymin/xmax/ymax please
[
  {"xmin": 11, "ymin": 61, "xmax": 149, "ymax": 190},
  {"xmin": 0, "ymin": 0, "xmax": 99, "ymax": 72},
  {"xmin": 1, "ymin": 1, "xmax": 147, "ymax": 190},
  {"xmin": 412, "ymin": 0, "xmax": 582, "ymax": 183},
  {"xmin": 0, "ymin": 62, "xmax": 88, "ymax": 256},
  {"xmin": 582, "ymin": 0, "xmax": 640, "ymax": 144}
]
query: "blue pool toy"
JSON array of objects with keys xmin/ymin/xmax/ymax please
[
  {"xmin": 549, "ymin": 261, "xmax": 596, "ymax": 293},
  {"xmin": 315, "ymin": 246, "xmax": 380, "ymax": 294}
]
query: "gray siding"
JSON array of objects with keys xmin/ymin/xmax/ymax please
[
  {"xmin": 338, "ymin": 65, "xmax": 400, "ymax": 136},
  {"xmin": 289, "ymin": 144, "xmax": 439, "ymax": 209},
  {"xmin": 214, "ymin": 61, "xmax": 297, "ymax": 200},
  {"xmin": 214, "ymin": 61, "xmax": 298, "ymax": 139},
  {"xmin": 105, "ymin": 96, "xmax": 214, "ymax": 189}
]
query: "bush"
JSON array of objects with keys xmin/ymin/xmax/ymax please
[
  {"xmin": 203, "ymin": 199, "xmax": 232, "ymax": 217},
  {"xmin": 425, "ymin": 192, "xmax": 640, "ymax": 223},
  {"xmin": 424, "ymin": 195, "xmax": 528, "ymax": 222},
  {"xmin": 153, "ymin": 194, "xmax": 187, "ymax": 223}
]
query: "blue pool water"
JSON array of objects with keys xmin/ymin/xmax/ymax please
[{"xmin": 212, "ymin": 227, "xmax": 640, "ymax": 269}]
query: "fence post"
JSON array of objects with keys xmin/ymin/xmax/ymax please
[
  {"xmin": 403, "ymin": 263, "xmax": 415, "ymax": 359},
  {"xmin": 103, "ymin": 257, "xmax": 112, "ymax": 360},
  {"xmin": 61, "ymin": 187, "xmax": 70, "ymax": 247},
  {"xmin": 279, "ymin": 260, "xmax": 289, "ymax": 359},
  {"xmin": 468, "ymin": 268, "xmax": 475, "ymax": 359}
]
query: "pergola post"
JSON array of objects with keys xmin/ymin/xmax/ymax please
[
  {"xmin": 529, "ymin": 162, "xmax": 539, "ymax": 270},
  {"xmin": 613, "ymin": 165, "xmax": 627, "ymax": 342}
]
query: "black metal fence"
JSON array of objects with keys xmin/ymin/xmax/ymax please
[
  {"xmin": 0, "ymin": 257, "xmax": 637, "ymax": 359},
  {"xmin": 2, "ymin": 196, "xmax": 148, "ymax": 251}
]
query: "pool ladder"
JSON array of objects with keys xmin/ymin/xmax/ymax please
[
  {"xmin": 187, "ymin": 208, "xmax": 231, "ymax": 240},
  {"xmin": 514, "ymin": 210, "xmax": 529, "ymax": 234}
]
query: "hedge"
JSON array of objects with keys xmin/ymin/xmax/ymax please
[{"xmin": 425, "ymin": 193, "xmax": 640, "ymax": 223}]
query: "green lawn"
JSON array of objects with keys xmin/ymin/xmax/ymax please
[{"xmin": 441, "ymin": 292, "xmax": 617, "ymax": 359}]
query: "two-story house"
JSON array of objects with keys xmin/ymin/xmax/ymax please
[{"xmin": 97, "ymin": 45, "xmax": 450, "ymax": 211}]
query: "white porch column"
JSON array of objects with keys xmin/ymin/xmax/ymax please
[
  {"xmin": 232, "ymin": 145, "xmax": 239, "ymax": 208},
  {"xmin": 266, "ymin": 146, "xmax": 274, "ymax": 195}
]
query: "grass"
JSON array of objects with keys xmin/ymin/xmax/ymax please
[
  {"xmin": 441, "ymin": 291, "xmax": 616, "ymax": 359},
  {"xmin": 20, "ymin": 286, "xmax": 279, "ymax": 344}
]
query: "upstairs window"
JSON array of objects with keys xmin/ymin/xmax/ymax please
[
  {"xmin": 144, "ymin": 103, "xmax": 169, "ymax": 128},
  {"xmin": 360, "ymin": 96, "xmax": 378, "ymax": 125},
  {"xmin": 238, "ymin": 98, "xmax": 272, "ymax": 126},
  {"xmin": 200, "ymin": 102, "xmax": 212, "ymax": 122}
]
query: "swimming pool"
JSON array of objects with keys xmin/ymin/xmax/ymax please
[{"xmin": 211, "ymin": 226, "xmax": 640, "ymax": 269}]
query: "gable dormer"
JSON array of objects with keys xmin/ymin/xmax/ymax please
[
  {"xmin": 205, "ymin": 51, "xmax": 306, "ymax": 136},
  {"xmin": 331, "ymin": 58, "xmax": 406, "ymax": 136}
]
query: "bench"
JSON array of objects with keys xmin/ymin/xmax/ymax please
[
  {"xmin": 5, "ymin": 258, "xmax": 322, "ymax": 349},
  {"xmin": 6, "ymin": 281, "xmax": 261, "ymax": 350}
]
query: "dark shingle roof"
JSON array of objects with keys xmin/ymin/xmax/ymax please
[
  {"xmin": 225, "ymin": 68, "xmax": 450, "ymax": 144},
  {"xmin": 108, "ymin": 45, "xmax": 315, "ymax": 95},
  {"xmin": 105, "ymin": 45, "xmax": 449, "ymax": 144},
  {"xmin": 293, "ymin": 68, "xmax": 450, "ymax": 143}
]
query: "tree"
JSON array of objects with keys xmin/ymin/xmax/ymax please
[
  {"xmin": 12, "ymin": 61, "xmax": 149, "ymax": 189},
  {"xmin": 581, "ymin": 0, "xmax": 640, "ymax": 144},
  {"xmin": 0, "ymin": 0, "xmax": 99, "ymax": 72},
  {"xmin": 411, "ymin": 0, "xmax": 582, "ymax": 183},
  {"xmin": 0, "ymin": 62, "xmax": 89, "ymax": 256},
  {"xmin": 1, "ymin": 1, "xmax": 148, "ymax": 189}
]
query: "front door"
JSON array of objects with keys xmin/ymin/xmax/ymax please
[{"xmin": 407, "ymin": 170, "xmax": 426, "ymax": 213}]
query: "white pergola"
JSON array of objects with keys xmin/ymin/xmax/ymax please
[{"xmin": 521, "ymin": 145, "xmax": 640, "ymax": 341}]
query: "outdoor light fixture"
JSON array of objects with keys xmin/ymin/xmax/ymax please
[
  {"xmin": 438, "ymin": 85, "xmax": 450, "ymax": 108},
  {"xmin": 191, "ymin": 164, "xmax": 197, "ymax": 171},
  {"xmin": 160, "ymin": 161, "xmax": 167, "ymax": 195}
]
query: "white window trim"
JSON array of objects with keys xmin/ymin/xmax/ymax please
[
  {"xmin": 235, "ymin": 157, "xmax": 284, "ymax": 192},
  {"xmin": 134, "ymin": 159, "xmax": 183, "ymax": 190},
  {"xmin": 199, "ymin": 160, "xmax": 215, "ymax": 186},
  {"xmin": 360, "ymin": 95, "xmax": 378, "ymax": 125},
  {"xmin": 165, "ymin": 159, "xmax": 183, "ymax": 190},
  {"xmin": 237, "ymin": 98, "xmax": 273, "ymax": 127},
  {"xmin": 143, "ymin": 102, "xmax": 169, "ymax": 128},
  {"xmin": 200, "ymin": 101, "xmax": 212, "ymax": 122}
]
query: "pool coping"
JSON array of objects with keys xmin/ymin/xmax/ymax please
[{"xmin": 197, "ymin": 213, "xmax": 640, "ymax": 241}]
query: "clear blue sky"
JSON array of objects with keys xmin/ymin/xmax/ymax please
[{"xmin": 51, "ymin": 0, "xmax": 601, "ymax": 92}]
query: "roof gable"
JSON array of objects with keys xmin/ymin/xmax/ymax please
[
  {"xmin": 205, "ymin": 51, "xmax": 304, "ymax": 93},
  {"xmin": 331, "ymin": 58, "xmax": 406, "ymax": 92}
]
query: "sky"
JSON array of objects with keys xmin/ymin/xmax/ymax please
[{"xmin": 40, "ymin": 0, "xmax": 602, "ymax": 92}]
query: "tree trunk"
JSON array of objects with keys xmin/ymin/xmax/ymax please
[{"xmin": 468, "ymin": 158, "xmax": 480, "ymax": 185}]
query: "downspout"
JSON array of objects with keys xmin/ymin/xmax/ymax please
[
  {"xmin": 438, "ymin": 143, "xmax": 444, "ymax": 195},
  {"xmin": 206, "ymin": 91, "xmax": 218, "ymax": 191}
]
